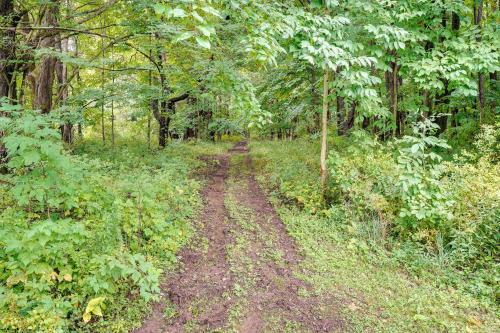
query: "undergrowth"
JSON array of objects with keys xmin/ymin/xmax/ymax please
[
  {"xmin": 250, "ymin": 124, "xmax": 499, "ymax": 331},
  {"xmin": 0, "ymin": 107, "xmax": 229, "ymax": 332}
]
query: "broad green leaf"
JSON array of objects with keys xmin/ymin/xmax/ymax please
[
  {"xmin": 195, "ymin": 37, "xmax": 211, "ymax": 49},
  {"xmin": 174, "ymin": 31, "xmax": 194, "ymax": 42}
]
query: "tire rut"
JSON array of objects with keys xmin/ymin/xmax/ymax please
[
  {"xmin": 227, "ymin": 148, "xmax": 345, "ymax": 333},
  {"xmin": 133, "ymin": 141, "xmax": 345, "ymax": 333},
  {"xmin": 133, "ymin": 152, "xmax": 235, "ymax": 333}
]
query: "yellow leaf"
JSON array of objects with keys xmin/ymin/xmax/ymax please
[
  {"xmin": 82, "ymin": 312, "xmax": 91, "ymax": 323},
  {"xmin": 83, "ymin": 297, "xmax": 106, "ymax": 323},
  {"xmin": 63, "ymin": 274, "xmax": 72, "ymax": 282},
  {"xmin": 467, "ymin": 317, "xmax": 482, "ymax": 326},
  {"xmin": 6, "ymin": 273, "xmax": 27, "ymax": 286},
  {"xmin": 93, "ymin": 306, "xmax": 103, "ymax": 317}
]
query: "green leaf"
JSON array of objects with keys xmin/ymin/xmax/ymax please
[
  {"xmin": 197, "ymin": 25, "xmax": 215, "ymax": 37},
  {"xmin": 152, "ymin": 3, "xmax": 169, "ymax": 15},
  {"xmin": 195, "ymin": 37, "xmax": 211, "ymax": 49},
  {"xmin": 192, "ymin": 11, "xmax": 205, "ymax": 23},
  {"xmin": 170, "ymin": 7, "xmax": 186, "ymax": 18},
  {"xmin": 174, "ymin": 31, "xmax": 194, "ymax": 42},
  {"xmin": 201, "ymin": 6, "xmax": 222, "ymax": 18},
  {"xmin": 23, "ymin": 150, "xmax": 41, "ymax": 165}
]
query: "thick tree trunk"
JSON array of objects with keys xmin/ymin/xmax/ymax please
[
  {"xmin": 0, "ymin": 0, "xmax": 16, "ymax": 160},
  {"xmin": 0, "ymin": 0, "xmax": 15, "ymax": 99},
  {"xmin": 151, "ymin": 98, "xmax": 167, "ymax": 148},
  {"xmin": 33, "ymin": 1, "xmax": 60, "ymax": 114},
  {"xmin": 159, "ymin": 115, "xmax": 167, "ymax": 148},
  {"xmin": 56, "ymin": 36, "xmax": 73, "ymax": 143},
  {"xmin": 320, "ymin": 69, "xmax": 329, "ymax": 198},
  {"xmin": 152, "ymin": 92, "xmax": 188, "ymax": 148}
]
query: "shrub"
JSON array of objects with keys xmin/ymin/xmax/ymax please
[
  {"xmin": 250, "ymin": 123, "xmax": 499, "ymax": 303},
  {"xmin": 0, "ymin": 105, "xmax": 202, "ymax": 332}
]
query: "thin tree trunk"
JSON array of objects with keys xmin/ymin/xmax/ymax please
[
  {"xmin": 148, "ymin": 36, "xmax": 152, "ymax": 149},
  {"xmin": 474, "ymin": 0, "xmax": 485, "ymax": 124},
  {"xmin": 391, "ymin": 58, "xmax": 399, "ymax": 136},
  {"xmin": 100, "ymin": 17, "xmax": 105, "ymax": 142},
  {"xmin": 57, "ymin": 38, "xmax": 72, "ymax": 143},
  {"xmin": 490, "ymin": 71, "xmax": 498, "ymax": 112},
  {"xmin": 489, "ymin": 1, "xmax": 498, "ymax": 112},
  {"xmin": 311, "ymin": 67, "xmax": 319, "ymax": 134},
  {"xmin": 111, "ymin": 49, "xmax": 115, "ymax": 146},
  {"xmin": 75, "ymin": 37, "xmax": 83, "ymax": 139},
  {"xmin": 450, "ymin": 7, "xmax": 460, "ymax": 127},
  {"xmin": 435, "ymin": 9, "xmax": 449, "ymax": 135},
  {"xmin": 336, "ymin": 95, "xmax": 345, "ymax": 135},
  {"xmin": 320, "ymin": 69, "xmax": 329, "ymax": 198}
]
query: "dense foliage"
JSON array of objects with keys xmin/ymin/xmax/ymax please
[
  {"xmin": 0, "ymin": 102, "xmax": 234, "ymax": 331},
  {"xmin": 0, "ymin": 0, "xmax": 498, "ymax": 331},
  {"xmin": 251, "ymin": 123, "xmax": 499, "ymax": 304}
]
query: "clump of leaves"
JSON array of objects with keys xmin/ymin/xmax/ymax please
[
  {"xmin": 395, "ymin": 119, "xmax": 454, "ymax": 240},
  {"xmin": 0, "ymin": 104, "xmax": 198, "ymax": 332}
]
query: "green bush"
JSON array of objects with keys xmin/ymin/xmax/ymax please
[
  {"xmin": 0, "ymin": 106, "xmax": 206, "ymax": 332},
  {"xmin": 250, "ymin": 124, "xmax": 499, "ymax": 304}
]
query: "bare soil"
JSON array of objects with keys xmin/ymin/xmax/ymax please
[{"xmin": 133, "ymin": 142, "xmax": 345, "ymax": 333}]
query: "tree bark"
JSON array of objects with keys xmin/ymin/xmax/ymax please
[
  {"xmin": 450, "ymin": 7, "xmax": 461, "ymax": 128},
  {"xmin": 344, "ymin": 102, "xmax": 356, "ymax": 133},
  {"xmin": 100, "ymin": 17, "xmax": 106, "ymax": 142},
  {"xmin": 390, "ymin": 58, "xmax": 399, "ymax": 136},
  {"xmin": 310, "ymin": 66, "xmax": 319, "ymax": 134},
  {"xmin": 474, "ymin": 0, "xmax": 485, "ymax": 124},
  {"xmin": 56, "ymin": 34, "xmax": 72, "ymax": 143},
  {"xmin": 111, "ymin": 49, "xmax": 115, "ymax": 146},
  {"xmin": 435, "ymin": 9, "xmax": 450, "ymax": 135},
  {"xmin": 0, "ymin": 0, "xmax": 15, "ymax": 160},
  {"xmin": 152, "ymin": 92, "xmax": 189, "ymax": 148},
  {"xmin": 0, "ymin": 0, "xmax": 16, "ymax": 100},
  {"xmin": 159, "ymin": 115, "xmax": 167, "ymax": 147},
  {"xmin": 320, "ymin": 69, "xmax": 329, "ymax": 198},
  {"xmin": 33, "ymin": 1, "xmax": 60, "ymax": 114},
  {"xmin": 336, "ymin": 95, "xmax": 345, "ymax": 135}
]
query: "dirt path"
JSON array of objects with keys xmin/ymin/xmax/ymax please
[{"xmin": 133, "ymin": 142, "xmax": 344, "ymax": 333}]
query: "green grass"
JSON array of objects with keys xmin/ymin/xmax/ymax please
[
  {"xmin": 250, "ymin": 139, "xmax": 499, "ymax": 333},
  {"xmin": 278, "ymin": 207, "xmax": 498, "ymax": 332}
]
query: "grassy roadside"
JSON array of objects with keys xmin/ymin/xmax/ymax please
[
  {"xmin": 250, "ymin": 139, "xmax": 499, "ymax": 333},
  {"xmin": 0, "ymin": 138, "xmax": 232, "ymax": 333},
  {"xmin": 74, "ymin": 140, "xmax": 234, "ymax": 333},
  {"xmin": 73, "ymin": 140, "xmax": 233, "ymax": 333}
]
